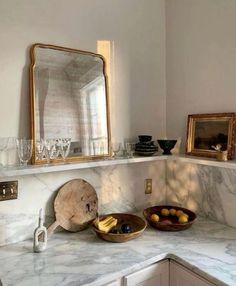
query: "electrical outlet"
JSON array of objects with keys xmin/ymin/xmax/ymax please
[
  {"xmin": 0, "ymin": 181, "xmax": 18, "ymax": 201},
  {"xmin": 145, "ymin": 178, "xmax": 152, "ymax": 194}
]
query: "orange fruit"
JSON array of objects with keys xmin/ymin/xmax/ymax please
[
  {"xmin": 176, "ymin": 210, "xmax": 184, "ymax": 217},
  {"xmin": 169, "ymin": 208, "xmax": 176, "ymax": 216},
  {"xmin": 150, "ymin": 214, "xmax": 160, "ymax": 222},
  {"xmin": 178, "ymin": 214, "xmax": 188, "ymax": 224},
  {"xmin": 161, "ymin": 208, "xmax": 170, "ymax": 216}
]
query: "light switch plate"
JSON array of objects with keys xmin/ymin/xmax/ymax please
[{"xmin": 0, "ymin": 181, "xmax": 18, "ymax": 201}]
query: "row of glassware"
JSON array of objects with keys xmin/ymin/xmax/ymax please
[
  {"xmin": 35, "ymin": 138, "xmax": 71, "ymax": 162},
  {"xmin": 112, "ymin": 142, "xmax": 136, "ymax": 158},
  {"xmin": 0, "ymin": 137, "xmax": 71, "ymax": 167},
  {"xmin": 0, "ymin": 137, "xmax": 140, "ymax": 167},
  {"xmin": 0, "ymin": 137, "xmax": 32, "ymax": 167}
]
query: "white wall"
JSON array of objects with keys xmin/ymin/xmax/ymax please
[
  {"xmin": 0, "ymin": 0, "xmax": 166, "ymax": 142},
  {"xmin": 1, "ymin": 0, "xmax": 236, "ymax": 246},
  {"xmin": 0, "ymin": 0, "xmax": 167, "ymax": 245},
  {"xmin": 166, "ymin": 0, "xmax": 236, "ymax": 151}
]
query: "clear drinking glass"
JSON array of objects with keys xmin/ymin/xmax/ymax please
[
  {"xmin": 16, "ymin": 139, "xmax": 33, "ymax": 166},
  {"xmin": 35, "ymin": 139, "xmax": 45, "ymax": 161},
  {"xmin": 0, "ymin": 137, "xmax": 9, "ymax": 166},
  {"xmin": 112, "ymin": 142, "xmax": 122, "ymax": 158},
  {"xmin": 5, "ymin": 137, "xmax": 18, "ymax": 166},
  {"xmin": 44, "ymin": 139, "xmax": 58, "ymax": 163},
  {"xmin": 59, "ymin": 138, "xmax": 71, "ymax": 160},
  {"xmin": 125, "ymin": 142, "xmax": 136, "ymax": 158}
]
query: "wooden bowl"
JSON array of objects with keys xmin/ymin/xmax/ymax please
[
  {"xmin": 143, "ymin": 205, "xmax": 197, "ymax": 231},
  {"xmin": 92, "ymin": 213, "xmax": 147, "ymax": 243}
]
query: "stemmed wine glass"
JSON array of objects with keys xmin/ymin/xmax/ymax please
[
  {"xmin": 59, "ymin": 138, "xmax": 71, "ymax": 160},
  {"xmin": 125, "ymin": 142, "xmax": 136, "ymax": 158},
  {"xmin": 44, "ymin": 139, "xmax": 58, "ymax": 163},
  {"xmin": 112, "ymin": 142, "xmax": 122, "ymax": 158},
  {"xmin": 16, "ymin": 139, "xmax": 33, "ymax": 166},
  {"xmin": 35, "ymin": 139, "xmax": 45, "ymax": 161}
]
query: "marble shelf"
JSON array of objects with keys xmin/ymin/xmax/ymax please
[
  {"xmin": 1, "ymin": 154, "xmax": 236, "ymax": 178},
  {"xmin": 173, "ymin": 154, "xmax": 236, "ymax": 170},
  {"xmin": 0, "ymin": 155, "xmax": 168, "ymax": 177}
]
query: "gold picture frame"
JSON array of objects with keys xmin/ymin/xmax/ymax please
[{"xmin": 186, "ymin": 113, "xmax": 236, "ymax": 160}]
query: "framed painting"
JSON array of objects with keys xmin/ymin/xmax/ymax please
[{"xmin": 186, "ymin": 113, "xmax": 236, "ymax": 160}]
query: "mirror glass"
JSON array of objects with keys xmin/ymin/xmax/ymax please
[{"xmin": 30, "ymin": 44, "xmax": 111, "ymax": 164}]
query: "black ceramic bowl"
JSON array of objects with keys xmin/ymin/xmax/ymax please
[
  {"xmin": 138, "ymin": 135, "xmax": 152, "ymax": 142},
  {"xmin": 157, "ymin": 139, "xmax": 177, "ymax": 155}
]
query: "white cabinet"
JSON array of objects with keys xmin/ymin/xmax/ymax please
[
  {"xmin": 170, "ymin": 261, "xmax": 215, "ymax": 286},
  {"xmin": 105, "ymin": 259, "xmax": 216, "ymax": 286},
  {"xmin": 124, "ymin": 260, "xmax": 169, "ymax": 286},
  {"xmin": 105, "ymin": 279, "xmax": 123, "ymax": 286}
]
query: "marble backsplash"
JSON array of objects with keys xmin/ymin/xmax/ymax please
[
  {"xmin": 166, "ymin": 160, "xmax": 236, "ymax": 229},
  {"xmin": 2, "ymin": 158, "xmax": 236, "ymax": 246},
  {"xmin": 0, "ymin": 161, "xmax": 166, "ymax": 246}
]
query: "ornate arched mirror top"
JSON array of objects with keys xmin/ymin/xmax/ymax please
[{"xmin": 30, "ymin": 43, "xmax": 111, "ymax": 164}]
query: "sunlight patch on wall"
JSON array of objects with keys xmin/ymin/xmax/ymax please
[{"xmin": 97, "ymin": 40, "xmax": 111, "ymax": 83}]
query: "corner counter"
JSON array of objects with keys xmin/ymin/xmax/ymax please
[{"xmin": 0, "ymin": 217, "xmax": 235, "ymax": 286}]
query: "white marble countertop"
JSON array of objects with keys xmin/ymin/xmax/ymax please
[{"xmin": 0, "ymin": 217, "xmax": 236, "ymax": 286}]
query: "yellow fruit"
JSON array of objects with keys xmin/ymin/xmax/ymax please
[
  {"xmin": 161, "ymin": 208, "xmax": 170, "ymax": 216},
  {"xmin": 182, "ymin": 212, "xmax": 189, "ymax": 219},
  {"xmin": 178, "ymin": 214, "xmax": 189, "ymax": 224},
  {"xmin": 169, "ymin": 208, "xmax": 176, "ymax": 216},
  {"xmin": 176, "ymin": 210, "xmax": 184, "ymax": 217},
  {"xmin": 150, "ymin": 214, "xmax": 160, "ymax": 222}
]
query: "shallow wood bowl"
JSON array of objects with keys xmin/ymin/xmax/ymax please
[
  {"xmin": 92, "ymin": 213, "xmax": 147, "ymax": 243},
  {"xmin": 143, "ymin": 205, "xmax": 197, "ymax": 231}
]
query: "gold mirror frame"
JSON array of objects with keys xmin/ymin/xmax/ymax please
[
  {"xmin": 29, "ymin": 43, "xmax": 111, "ymax": 164},
  {"xmin": 186, "ymin": 112, "xmax": 235, "ymax": 160}
]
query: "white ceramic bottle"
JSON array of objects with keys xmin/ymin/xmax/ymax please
[{"xmin": 33, "ymin": 208, "xmax": 47, "ymax": 253}]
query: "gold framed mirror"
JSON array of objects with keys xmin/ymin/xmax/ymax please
[{"xmin": 29, "ymin": 43, "xmax": 111, "ymax": 164}]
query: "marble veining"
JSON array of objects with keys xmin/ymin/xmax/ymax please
[
  {"xmin": 0, "ymin": 217, "xmax": 236, "ymax": 286},
  {"xmin": 0, "ymin": 161, "xmax": 166, "ymax": 246},
  {"xmin": 2, "ymin": 156, "xmax": 236, "ymax": 246},
  {"xmin": 166, "ymin": 160, "xmax": 236, "ymax": 228}
]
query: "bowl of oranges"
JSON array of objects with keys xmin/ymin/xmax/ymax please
[{"xmin": 143, "ymin": 205, "xmax": 197, "ymax": 231}]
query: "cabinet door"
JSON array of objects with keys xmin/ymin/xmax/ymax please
[
  {"xmin": 124, "ymin": 260, "xmax": 169, "ymax": 286},
  {"xmin": 105, "ymin": 278, "xmax": 123, "ymax": 286},
  {"xmin": 170, "ymin": 261, "xmax": 215, "ymax": 286}
]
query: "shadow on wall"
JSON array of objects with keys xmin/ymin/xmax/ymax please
[
  {"xmin": 166, "ymin": 160, "xmax": 236, "ymax": 228},
  {"xmin": 166, "ymin": 160, "xmax": 199, "ymax": 212}
]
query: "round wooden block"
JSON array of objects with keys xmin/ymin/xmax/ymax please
[{"xmin": 48, "ymin": 179, "xmax": 98, "ymax": 234}]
